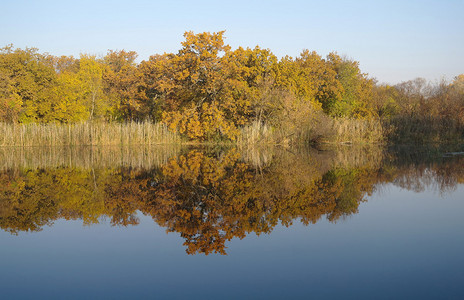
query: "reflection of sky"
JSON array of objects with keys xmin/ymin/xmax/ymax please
[
  {"xmin": 1, "ymin": 184, "xmax": 463, "ymax": 299},
  {"xmin": 1, "ymin": 0, "xmax": 463, "ymax": 84}
]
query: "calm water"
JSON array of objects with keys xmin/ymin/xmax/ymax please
[{"xmin": 0, "ymin": 145, "xmax": 463, "ymax": 299}]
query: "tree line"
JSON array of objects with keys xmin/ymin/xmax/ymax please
[{"xmin": 1, "ymin": 31, "xmax": 463, "ymax": 143}]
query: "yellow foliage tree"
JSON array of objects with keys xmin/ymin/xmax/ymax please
[
  {"xmin": 145, "ymin": 31, "xmax": 251, "ymax": 140},
  {"xmin": 77, "ymin": 55, "xmax": 109, "ymax": 121}
]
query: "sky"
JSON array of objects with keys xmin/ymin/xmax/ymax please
[{"xmin": 1, "ymin": 0, "xmax": 463, "ymax": 84}]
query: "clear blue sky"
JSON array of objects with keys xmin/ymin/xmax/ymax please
[{"xmin": 1, "ymin": 0, "xmax": 463, "ymax": 84}]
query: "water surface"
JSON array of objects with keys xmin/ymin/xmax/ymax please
[{"xmin": 1, "ymin": 145, "xmax": 463, "ymax": 299}]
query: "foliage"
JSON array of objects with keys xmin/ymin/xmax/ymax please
[
  {"xmin": 327, "ymin": 53, "xmax": 375, "ymax": 118},
  {"xmin": 1, "ymin": 33, "xmax": 463, "ymax": 144},
  {"xmin": 103, "ymin": 50, "xmax": 146, "ymax": 121},
  {"xmin": 0, "ymin": 45, "xmax": 58, "ymax": 122}
]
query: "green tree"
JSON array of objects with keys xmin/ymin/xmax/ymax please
[{"xmin": 327, "ymin": 53, "xmax": 375, "ymax": 118}]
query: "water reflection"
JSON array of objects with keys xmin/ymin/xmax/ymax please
[{"xmin": 0, "ymin": 145, "xmax": 463, "ymax": 255}]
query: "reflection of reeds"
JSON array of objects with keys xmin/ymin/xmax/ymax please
[
  {"xmin": 0, "ymin": 143, "xmax": 386, "ymax": 175},
  {"xmin": 0, "ymin": 121, "xmax": 182, "ymax": 146},
  {"xmin": 239, "ymin": 145, "xmax": 275, "ymax": 168},
  {"xmin": 329, "ymin": 144, "xmax": 386, "ymax": 169},
  {"xmin": 0, "ymin": 145, "xmax": 181, "ymax": 170},
  {"xmin": 239, "ymin": 144, "xmax": 386, "ymax": 173}
]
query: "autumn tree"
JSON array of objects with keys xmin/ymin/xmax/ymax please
[
  {"xmin": 393, "ymin": 77, "xmax": 430, "ymax": 117},
  {"xmin": 103, "ymin": 50, "xmax": 147, "ymax": 121},
  {"xmin": 0, "ymin": 45, "xmax": 58, "ymax": 122},
  {"xmin": 0, "ymin": 72, "xmax": 22, "ymax": 122},
  {"xmin": 445, "ymin": 74, "xmax": 464, "ymax": 123},
  {"xmin": 142, "ymin": 31, "xmax": 256, "ymax": 140},
  {"xmin": 224, "ymin": 46, "xmax": 278, "ymax": 123},
  {"xmin": 44, "ymin": 55, "xmax": 108, "ymax": 123},
  {"xmin": 51, "ymin": 67, "xmax": 88, "ymax": 122},
  {"xmin": 371, "ymin": 84, "xmax": 399, "ymax": 119},
  {"xmin": 77, "ymin": 55, "xmax": 108, "ymax": 121}
]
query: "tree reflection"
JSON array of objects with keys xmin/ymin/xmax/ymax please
[{"xmin": 1, "ymin": 147, "xmax": 463, "ymax": 254}]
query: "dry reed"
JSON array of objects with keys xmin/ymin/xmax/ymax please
[
  {"xmin": 238, "ymin": 121, "xmax": 278, "ymax": 146},
  {"xmin": 238, "ymin": 118, "xmax": 387, "ymax": 146},
  {"xmin": 0, "ymin": 118, "xmax": 392, "ymax": 148},
  {"xmin": 386, "ymin": 117, "xmax": 464, "ymax": 144},
  {"xmin": 327, "ymin": 118, "xmax": 386, "ymax": 144}
]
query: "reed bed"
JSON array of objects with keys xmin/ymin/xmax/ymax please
[
  {"xmin": 327, "ymin": 118, "xmax": 386, "ymax": 144},
  {"xmin": 386, "ymin": 117, "xmax": 464, "ymax": 144},
  {"xmin": 0, "ymin": 121, "xmax": 183, "ymax": 147},
  {"xmin": 6, "ymin": 116, "xmax": 454, "ymax": 148},
  {"xmin": 238, "ymin": 121, "xmax": 278, "ymax": 146},
  {"xmin": 238, "ymin": 118, "xmax": 387, "ymax": 146},
  {"xmin": 238, "ymin": 121, "xmax": 322, "ymax": 146}
]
